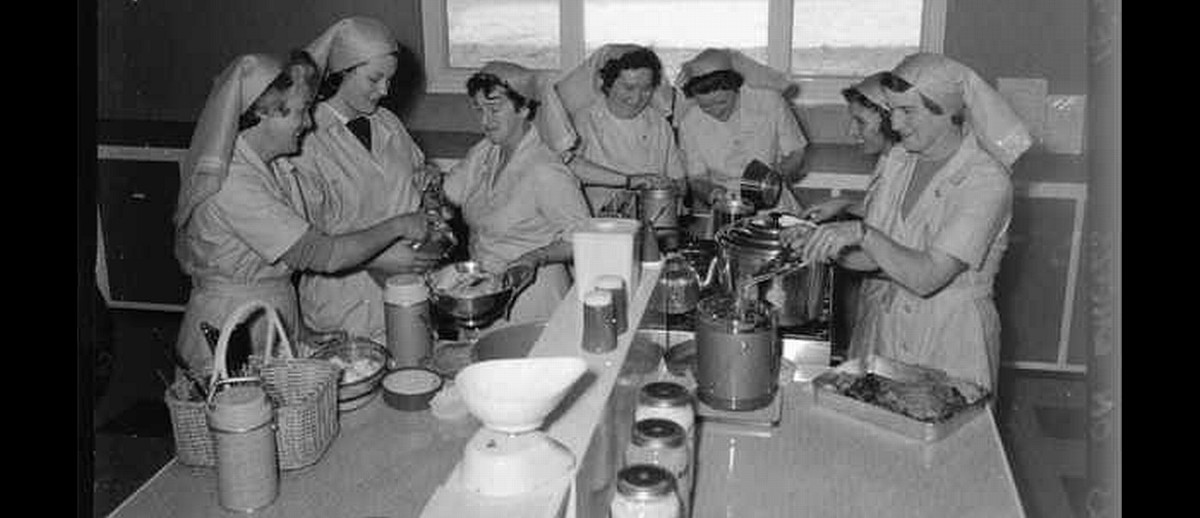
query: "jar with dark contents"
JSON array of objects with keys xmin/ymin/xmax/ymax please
[
  {"xmin": 610, "ymin": 464, "xmax": 681, "ymax": 518},
  {"xmin": 625, "ymin": 418, "xmax": 691, "ymax": 517}
]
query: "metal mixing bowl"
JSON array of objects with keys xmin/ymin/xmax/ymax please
[
  {"xmin": 311, "ymin": 337, "xmax": 391, "ymax": 412},
  {"xmin": 427, "ymin": 261, "xmax": 515, "ymax": 326}
]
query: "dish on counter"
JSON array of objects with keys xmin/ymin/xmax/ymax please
[
  {"xmin": 430, "ymin": 263, "xmax": 505, "ymax": 299},
  {"xmin": 811, "ymin": 355, "xmax": 990, "ymax": 442}
]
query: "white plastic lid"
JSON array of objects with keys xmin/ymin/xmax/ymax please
[
  {"xmin": 595, "ymin": 275, "xmax": 625, "ymax": 290},
  {"xmin": 583, "ymin": 289, "xmax": 613, "ymax": 307},
  {"xmin": 385, "ymin": 274, "xmax": 428, "ymax": 305}
]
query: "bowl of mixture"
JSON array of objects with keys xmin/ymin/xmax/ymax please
[{"xmin": 311, "ymin": 336, "xmax": 391, "ymax": 412}]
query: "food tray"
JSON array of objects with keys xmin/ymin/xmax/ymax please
[{"xmin": 811, "ymin": 355, "xmax": 990, "ymax": 442}]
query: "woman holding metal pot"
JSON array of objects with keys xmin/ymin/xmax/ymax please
[
  {"xmin": 783, "ymin": 53, "xmax": 1032, "ymax": 390},
  {"xmin": 437, "ymin": 61, "xmax": 592, "ymax": 325},
  {"xmin": 675, "ymin": 48, "xmax": 810, "ymax": 214},
  {"xmin": 553, "ymin": 44, "xmax": 686, "ymax": 219}
]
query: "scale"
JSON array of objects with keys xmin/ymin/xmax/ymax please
[{"xmin": 454, "ymin": 357, "xmax": 587, "ymax": 497}]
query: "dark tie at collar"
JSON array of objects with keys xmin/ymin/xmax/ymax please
[{"xmin": 347, "ymin": 116, "xmax": 371, "ymax": 152}]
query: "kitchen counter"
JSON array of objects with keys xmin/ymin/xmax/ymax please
[
  {"xmin": 691, "ymin": 384, "xmax": 1025, "ymax": 518},
  {"xmin": 105, "ymin": 393, "xmax": 480, "ymax": 518}
]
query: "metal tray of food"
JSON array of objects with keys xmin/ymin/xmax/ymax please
[{"xmin": 811, "ymin": 355, "xmax": 990, "ymax": 442}]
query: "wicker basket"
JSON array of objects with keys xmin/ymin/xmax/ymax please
[{"xmin": 165, "ymin": 300, "xmax": 340, "ymax": 470}]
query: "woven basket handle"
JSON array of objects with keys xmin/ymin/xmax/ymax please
[{"xmin": 207, "ymin": 300, "xmax": 293, "ymax": 401}]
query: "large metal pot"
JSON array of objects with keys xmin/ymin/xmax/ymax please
[
  {"xmin": 716, "ymin": 213, "xmax": 828, "ymax": 327},
  {"xmin": 694, "ymin": 295, "xmax": 780, "ymax": 411}
]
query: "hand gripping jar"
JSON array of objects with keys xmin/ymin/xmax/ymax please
[
  {"xmin": 207, "ymin": 383, "xmax": 278, "ymax": 512},
  {"xmin": 385, "ymin": 274, "xmax": 434, "ymax": 368},
  {"xmin": 610, "ymin": 464, "xmax": 681, "ymax": 518},
  {"xmin": 625, "ymin": 418, "xmax": 691, "ymax": 517}
]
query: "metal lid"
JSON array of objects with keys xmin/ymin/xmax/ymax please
[
  {"xmin": 638, "ymin": 381, "xmax": 692, "ymax": 408},
  {"xmin": 616, "ymin": 464, "xmax": 677, "ymax": 499},
  {"xmin": 718, "ymin": 213, "xmax": 787, "ymax": 252},
  {"xmin": 631, "ymin": 418, "xmax": 686, "ymax": 449}
]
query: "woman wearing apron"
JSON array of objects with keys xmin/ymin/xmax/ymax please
[
  {"xmin": 441, "ymin": 61, "xmax": 592, "ymax": 325},
  {"xmin": 675, "ymin": 48, "xmax": 810, "ymax": 214},
  {"xmin": 290, "ymin": 17, "xmax": 442, "ymax": 345},
  {"xmin": 786, "ymin": 53, "xmax": 1032, "ymax": 390},
  {"xmin": 173, "ymin": 51, "xmax": 436, "ymax": 374}
]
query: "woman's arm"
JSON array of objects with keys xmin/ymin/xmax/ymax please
[{"xmin": 279, "ymin": 211, "xmax": 432, "ymax": 274}]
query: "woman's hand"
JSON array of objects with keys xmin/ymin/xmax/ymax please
[
  {"xmin": 413, "ymin": 163, "xmax": 445, "ymax": 193},
  {"xmin": 799, "ymin": 220, "xmax": 867, "ymax": 264},
  {"xmin": 504, "ymin": 254, "xmax": 540, "ymax": 298},
  {"xmin": 801, "ymin": 198, "xmax": 855, "ymax": 222}
]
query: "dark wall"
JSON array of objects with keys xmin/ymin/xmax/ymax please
[{"xmin": 97, "ymin": 0, "xmax": 1090, "ymax": 140}]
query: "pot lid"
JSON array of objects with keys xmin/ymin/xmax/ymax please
[{"xmin": 718, "ymin": 212, "xmax": 787, "ymax": 251}]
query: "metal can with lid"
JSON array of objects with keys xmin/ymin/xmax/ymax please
[
  {"xmin": 716, "ymin": 213, "xmax": 827, "ymax": 327},
  {"xmin": 610, "ymin": 464, "xmax": 681, "ymax": 518},
  {"xmin": 208, "ymin": 382, "xmax": 278, "ymax": 513},
  {"xmin": 635, "ymin": 381, "xmax": 695, "ymax": 438}
]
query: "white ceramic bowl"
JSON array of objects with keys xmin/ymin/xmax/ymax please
[{"xmin": 455, "ymin": 357, "xmax": 588, "ymax": 433}]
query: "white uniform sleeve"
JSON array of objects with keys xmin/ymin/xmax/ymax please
[
  {"xmin": 931, "ymin": 167, "xmax": 1012, "ymax": 270},
  {"xmin": 212, "ymin": 167, "xmax": 310, "ymax": 264}
]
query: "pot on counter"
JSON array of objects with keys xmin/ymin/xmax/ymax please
[
  {"xmin": 694, "ymin": 295, "xmax": 780, "ymax": 411},
  {"xmin": 716, "ymin": 213, "xmax": 828, "ymax": 328}
]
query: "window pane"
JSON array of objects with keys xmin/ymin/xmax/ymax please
[
  {"xmin": 585, "ymin": 0, "xmax": 769, "ymax": 81},
  {"xmin": 447, "ymin": 0, "xmax": 560, "ymax": 70},
  {"xmin": 792, "ymin": 0, "xmax": 921, "ymax": 77}
]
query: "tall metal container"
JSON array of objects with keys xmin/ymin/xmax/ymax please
[
  {"xmin": 716, "ymin": 214, "xmax": 827, "ymax": 327},
  {"xmin": 694, "ymin": 295, "xmax": 780, "ymax": 411}
]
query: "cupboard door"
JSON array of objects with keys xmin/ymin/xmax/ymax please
[{"xmin": 97, "ymin": 159, "xmax": 190, "ymax": 306}]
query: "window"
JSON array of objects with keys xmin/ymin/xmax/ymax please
[{"xmin": 421, "ymin": 0, "xmax": 944, "ymax": 104}]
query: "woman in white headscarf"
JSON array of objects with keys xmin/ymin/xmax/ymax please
[
  {"xmin": 439, "ymin": 61, "xmax": 592, "ymax": 325},
  {"xmin": 786, "ymin": 53, "xmax": 1032, "ymax": 390},
  {"xmin": 675, "ymin": 48, "xmax": 810, "ymax": 213},
  {"xmin": 289, "ymin": 17, "xmax": 444, "ymax": 344},
  {"xmin": 173, "ymin": 52, "xmax": 434, "ymax": 374},
  {"xmin": 554, "ymin": 44, "xmax": 686, "ymax": 217}
]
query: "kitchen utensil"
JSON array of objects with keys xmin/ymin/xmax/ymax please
[
  {"xmin": 382, "ymin": 367, "xmax": 444, "ymax": 411},
  {"xmin": 639, "ymin": 187, "xmax": 679, "ymax": 229},
  {"xmin": 427, "ymin": 261, "xmax": 515, "ymax": 342},
  {"xmin": 310, "ymin": 337, "xmax": 391, "ymax": 412},
  {"xmin": 716, "ymin": 213, "xmax": 827, "ymax": 327},
  {"xmin": 455, "ymin": 357, "xmax": 587, "ymax": 497},
  {"xmin": 740, "ymin": 159, "xmax": 782, "ymax": 210},
  {"xmin": 709, "ymin": 197, "xmax": 755, "ymax": 236},
  {"xmin": 694, "ymin": 295, "xmax": 781, "ymax": 411},
  {"xmin": 650, "ymin": 253, "xmax": 703, "ymax": 315}
]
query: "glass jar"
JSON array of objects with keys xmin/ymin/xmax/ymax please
[
  {"xmin": 635, "ymin": 381, "xmax": 695, "ymax": 439},
  {"xmin": 625, "ymin": 419, "xmax": 690, "ymax": 517},
  {"xmin": 610, "ymin": 464, "xmax": 681, "ymax": 518}
]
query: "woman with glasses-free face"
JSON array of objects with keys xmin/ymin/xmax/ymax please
[
  {"xmin": 472, "ymin": 86, "xmax": 531, "ymax": 149},
  {"xmin": 331, "ymin": 53, "xmax": 397, "ymax": 118}
]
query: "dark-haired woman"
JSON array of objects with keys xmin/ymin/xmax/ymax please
[
  {"xmin": 554, "ymin": 44, "xmax": 685, "ymax": 216},
  {"xmin": 675, "ymin": 48, "xmax": 809, "ymax": 213},
  {"xmin": 174, "ymin": 52, "xmax": 433, "ymax": 373},
  {"xmin": 801, "ymin": 72, "xmax": 901, "ymax": 222},
  {"xmin": 290, "ymin": 17, "xmax": 443, "ymax": 344},
  {"xmin": 440, "ymin": 61, "xmax": 591, "ymax": 325}
]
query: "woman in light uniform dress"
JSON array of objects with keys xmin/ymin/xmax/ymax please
[
  {"xmin": 441, "ymin": 61, "xmax": 592, "ymax": 325},
  {"xmin": 174, "ymin": 52, "xmax": 433, "ymax": 374},
  {"xmin": 290, "ymin": 17, "xmax": 442, "ymax": 344},
  {"xmin": 788, "ymin": 53, "xmax": 1033, "ymax": 390}
]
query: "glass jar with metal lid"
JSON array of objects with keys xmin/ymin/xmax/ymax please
[
  {"xmin": 610, "ymin": 464, "xmax": 681, "ymax": 518},
  {"xmin": 625, "ymin": 418, "xmax": 691, "ymax": 516},
  {"xmin": 635, "ymin": 381, "xmax": 695, "ymax": 438}
]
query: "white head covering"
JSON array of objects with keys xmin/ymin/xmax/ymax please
[
  {"xmin": 887, "ymin": 53, "xmax": 1032, "ymax": 168},
  {"xmin": 174, "ymin": 53, "xmax": 283, "ymax": 229},
  {"xmin": 305, "ymin": 17, "xmax": 398, "ymax": 76},
  {"xmin": 845, "ymin": 72, "xmax": 889, "ymax": 111},
  {"xmin": 474, "ymin": 60, "xmax": 577, "ymax": 153},
  {"xmin": 554, "ymin": 43, "xmax": 675, "ymax": 117},
  {"xmin": 672, "ymin": 48, "xmax": 795, "ymax": 122}
]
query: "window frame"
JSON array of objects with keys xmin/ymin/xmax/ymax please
[{"xmin": 420, "ymin": 0, "xmax": 944, "ymax": 105}]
